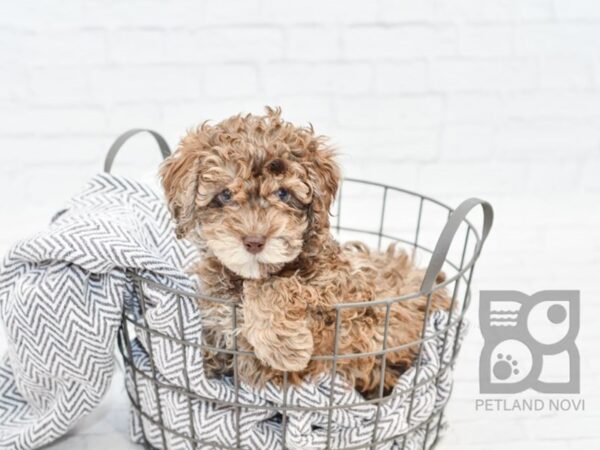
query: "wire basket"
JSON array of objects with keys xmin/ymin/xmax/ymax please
[{"xmin": 110, "ymin": 129, "xmax": 493, "ymax": 450}]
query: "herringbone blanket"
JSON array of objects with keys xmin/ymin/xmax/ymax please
[{"xmin": 0, "ymin": 173, "xmax": 462, "ymax": 450}]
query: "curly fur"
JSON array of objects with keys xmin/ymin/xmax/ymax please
[{"xmin": 160, "ymin": 107, "xmax": 449, "ymax": 398}]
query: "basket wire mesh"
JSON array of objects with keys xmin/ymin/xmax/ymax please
[{"xmin": 110, "ymin": 129, "xmax": 492, "ymax": 450}]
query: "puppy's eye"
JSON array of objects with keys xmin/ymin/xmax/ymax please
[
  {"xmin": 276, "ymin": 188, "xmax": 290, "ymax": 202},
  {"xmin": 214, "ymin": 189, "xmax": 233, "ymax": 206}
]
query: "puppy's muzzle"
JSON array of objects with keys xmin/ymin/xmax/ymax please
[{"xmin": 243, "ymin": 235, "xmax": 266, "ymax": 254}]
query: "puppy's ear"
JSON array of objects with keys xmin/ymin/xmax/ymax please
[
  {"xmin": 306, "ymin": 140, "xmax": 340, "ymax": 230},
  {"xmin": 160, "ymin": 128, "xmax": 206, "ymax": 239}
]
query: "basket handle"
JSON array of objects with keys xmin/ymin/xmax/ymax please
[
  {"xmin": 420, "ymin": 198, "xmax": 493, "ymax": 293},
  {"xmin": 104, "ymin": 128, "xmax": 171, "ymax": 173}
]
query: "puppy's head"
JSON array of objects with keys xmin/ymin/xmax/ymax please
[{"xmin": 160, "ymin": 107, "xmax": 340, "ymax": 279}]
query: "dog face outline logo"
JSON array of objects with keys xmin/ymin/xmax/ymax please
[{"xmin": 479, "ymin": 290, "xmax": 580, "ymax": 394}]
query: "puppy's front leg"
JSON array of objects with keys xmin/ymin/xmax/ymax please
[{"xmin": 242, "ymin": 277, "xmax": 314, "ymax": 372}]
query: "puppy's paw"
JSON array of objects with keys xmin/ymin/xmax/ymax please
[
  {"xmin": 241, "ymin": 277, "xmax": 314, "ymax": 372},
  {"xmin": 252, "ymin": 326, "xmax": 313, "ymax": 372}
]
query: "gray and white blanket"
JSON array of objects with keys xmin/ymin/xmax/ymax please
[{"xmin": 0, "ymin": 173, "xmax": 463, "ymax": 450}]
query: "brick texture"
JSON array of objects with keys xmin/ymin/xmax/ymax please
[{"xmin": 0, "ymin": 1, "xmax": 599, "ymax": 449}]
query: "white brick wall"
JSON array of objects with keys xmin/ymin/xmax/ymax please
[{"xmin": 1, "ymin": 1, "xmax": 599, "ymax": 449}]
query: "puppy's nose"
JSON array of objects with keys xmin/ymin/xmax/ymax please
[{"xmin": 243, "ymin": 235, "xmax": 266, "ymax": 254}]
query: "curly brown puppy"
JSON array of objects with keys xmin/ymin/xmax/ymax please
[{"xmin": 160, "ymin": 107, "xmax": 449, "ymax": 398}]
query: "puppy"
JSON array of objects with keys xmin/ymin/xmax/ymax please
[{"xmin": 160, "ymin": 107, "xmax": 449, "ymax": 398}]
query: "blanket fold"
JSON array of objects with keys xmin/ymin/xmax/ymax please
[{"xmin": 0, "ymin": 173, "xmax": 463, "ymax": 450}]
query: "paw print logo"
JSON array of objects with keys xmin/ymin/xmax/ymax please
[
  {"xmin": 479, "ymin": 290, "xmax": 580, "ymax": 394},
  {"xmin": 486, "ymin": 339, "xmax": 531, "ymax": 385},
  {"xmin": 493, "ymin": 354, "xmax": 518, "ymax": 380}
]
